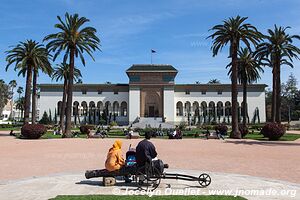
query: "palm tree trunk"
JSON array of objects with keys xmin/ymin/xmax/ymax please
[
  {"xmin": 271, "ymin": 66, "xmax": 277, "ymax": 122},
  {"xmin": 60, "ymin": 78, "xmax": 67, "ymax": 133},
  {"xmin": 32, "ymin": 68, "xmax": 37, "ymax": 124},
  {"xmin": 230, "ymin": 42, "xmax": 241, "ymax": 139},
  {"xmin": 242, "ymin": 81, "xmax": 247, "ymax": 127},
  {"xmin": 10, "ymin": 88, "xmax": 14, "ymax": 120},
  {"xmin": 64, "ymin": 48, "xmax": 75, "ymax": 137},
  {"xmin": 24, "ymin": 65, "xmax": 32, "ymax": 124},
  {"xmin": 275, "ymin": 63, "xmax": 281, "ymax": 123}
]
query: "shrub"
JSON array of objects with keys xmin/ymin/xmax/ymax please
[
  {"xmin": 178, "ymin": 122, "xmax": 187, "ymax": 130},
  {"xmin": 21, "ymin": 124, "xmax": 47, "ymax": 139},
  {"xmin": 239, "ymin": 124, "xmax": 249, "ymax": 138},
  {"xmin": 214, "ymin": 124, "xmax": 228, "ymax": 135},
  {"xmin": 110, "ymin": 121, "xmax": 118, "ymax": 127},
  {"xmin": 79, "ymin": 125, "xmax": 94, "ymax": 135},
  {"xmin": 202, "ymin": 125, "xmax": 214, "ymax": 130},
  {"xmin": 260, "ymin": 123, "xmax": 286, "ymax": 141}
]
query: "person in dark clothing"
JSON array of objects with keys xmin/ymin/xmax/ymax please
[{"xmin": 136, "ymin": 131, "xmax": 157, "ymax": 167}]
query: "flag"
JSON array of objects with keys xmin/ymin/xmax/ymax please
[{"xmin": 151, "ymin": 49, "xmax": 156, "ymax": 53}]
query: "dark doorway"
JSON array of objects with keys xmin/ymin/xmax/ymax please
[{"xmin": 149, "ymin": 106, "xmax": 155, "ymax": 117}]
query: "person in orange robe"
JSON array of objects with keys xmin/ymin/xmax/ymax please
[{"xmin": 105, "ymin": 140, "xmax": 125, "ymax": 172}]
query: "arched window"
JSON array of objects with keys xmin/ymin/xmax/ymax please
[
  {"xmin": 97, "ymin": 101, "xmax": 103, "ymax": 116},
  {"xmin": 209, "ymin": 101, "xmax": 216, "ymax": 116},
  {"xmin": 184, "ymin": 101, "xmax": 191, "ymax": 116},
  {"xmin": 201, "ymin": 101, "xmax": 207, "ymax": 116},
  {"xmin": 81, "ymin": 101, "xmax": 88, "ymax": 116},
  {"xmin": 217, "ymin": 101, "xmax": 223, "ymax": 116},
  {"xmin": 105, "ymin": 101, "xmax": 111, "ymax": 114},
  {"xmin": 193, "ymin": 101, "xmax": 199, "ymax": 116},
  {"xmin": 120, "ymin": 101, "xmax": 127, "ymax": 117},
  {"xmin": 176, "ymin": 101, "xmax": 183, "ymax": 116},
  {"xmin": 225, "ymin": 101, "xmax": 231, "ymax": 116},
  {"xmin": 113, "ymin": 101, "xmax": 119, "ymax": 116},
  {"xmin": 73, "ymin": 101, "xmax": 79, "ymax": 116}
]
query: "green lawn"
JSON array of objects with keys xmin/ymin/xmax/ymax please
[
  {"xmin": 0, "ymin": 127, "xmax": 21, "ymax": 131},
  {"xmin": 244, "ymin": 132, "xmax": 300, "ymax": 141},
  {"xmin": 50, "ymin": 195, "xmax": 246, "ymax": 200}
]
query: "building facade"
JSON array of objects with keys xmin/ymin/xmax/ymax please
[{"xmin": 38, "ymin": 64, "xmax": 266, "ymax": 126}]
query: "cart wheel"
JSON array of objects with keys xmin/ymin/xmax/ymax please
[
  {"xmin": 136, "ymin": 165, "xmax": 161, "ymax": 191},
  {"xmin": 198, "ymin": 173, "xmax": 211, "ymax": 187}
]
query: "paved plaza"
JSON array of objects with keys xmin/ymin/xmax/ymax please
[{"xmin": 0, "ymin": 131, "xmax": 299, "ymax": 199}]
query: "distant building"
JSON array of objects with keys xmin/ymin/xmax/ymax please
[
  {"xmin": 38, "ymin": 64, "xmax": 266, "ymax": 127},
  {"xmin": 0, "ymin": 100, "xmax": 12, "ymax": 121}
]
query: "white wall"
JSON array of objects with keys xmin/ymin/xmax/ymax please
[
  {"xmin": 174, "ymin": 91, "xmax": 266, "ymax": 123},
  {"xmin": 163, "ymin": 88, "xmax": 175, "ymax": 123},
  {"xmin": 128, "ymin": 88, "xmax": 140, "ymax": 123},
  {"xmin": 39, "ymin": 91, "xmax": 129, "ymax": 123}
]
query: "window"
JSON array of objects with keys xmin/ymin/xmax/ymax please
[
  {"xmin": 217, "ymin": 91, "xmax": 222, "ymax": 95},
  {"xmin": 98, "ymin": 90, "xmax": 102, "ymax": 94},
  {"xmin": 114, "ymin": 90, "xmax": 119, "ymax": 95},
  {"xmin": 201, "ymin": 91, "xmax": 206, "ymax": 95},
  {"xmin": 163, "ymin": 75, "xmax": 174, "ymax": 82},
  {"xmin": 82, "ymin": 90, "xmax": 87, "ymax": 95},
  {"xmin": 129, "ymin": 75, "xmax": 140, "ymax": 82},
  {"xmin": 185, "ymin": 90, "xmax": 190, "ymax": 95}
]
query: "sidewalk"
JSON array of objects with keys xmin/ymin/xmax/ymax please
[{"xmin": 0, "ymin": 169, "xmax": 298, "ymax": 200}]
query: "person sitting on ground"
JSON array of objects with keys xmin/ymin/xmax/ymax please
[
  {"xmin": 136, "ymin": 131, "xmax": 157, "ymax": 167},
  {"xmin": 128, "ymin": 128, "xmax": 133, "ymax": 139},
  {"xmin": 175, "ymin": 128, "xmax": 182, "ymax": 139},
  {"xmin": 105, "ymin": 140, "xmax": 125, "ymax": 172}
]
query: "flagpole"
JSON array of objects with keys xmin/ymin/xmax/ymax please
[{"xmin": 151, "ymin": 51, "xmax": 153, "ymax": 64}]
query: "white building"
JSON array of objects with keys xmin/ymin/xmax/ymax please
[{"xmin": 38, "ymin": 64, "xmax": 266, "ymax": 127}]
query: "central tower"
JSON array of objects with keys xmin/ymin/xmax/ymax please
[{"xmin": 126, "ymin": 64, "xmax": 178, "ymax": 123}]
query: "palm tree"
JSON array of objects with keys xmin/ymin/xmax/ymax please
[
  {"xmin": 8, "ymin": 80, "xmax": 17, "ymax": 120},
  {"xmin": 52, "ymin": 63, "xmax": 82, "ymax": 133},
  {"xmin": 16, "ymin": 87, "xmax": 24, "ymax": 121},
  {"xmin": 17, "ymin": 87, "xmax": 23, "ymax": 99},
  {"xmin": 15, "ymin": 97, "xmax": 25, "ymax": 121},
  {"xmin": 207, "ymin": 79, "xmax": 220, "ymax": 84},
  {"xmin": 256, "ymin": 26, "xmax": 300, "ymax": 123},
  {"xmin": 208, "ymin": 16, "xmax": 262, "ymax": 138},
  {"xmin": 44, "ymin": 12, "xmax": 100, "ymax": 137},
  {"xmin": 6, "ymin": 40, "xmax": 52, "ymax": 124},
  {"xmin": 14, "ymin": 44, "xmax": 52, "ymax": 124},
  {"xmin": 227, "ymin": 48, "xmax": 264, "ymax": 127}
]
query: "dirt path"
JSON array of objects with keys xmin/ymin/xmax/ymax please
[{"xmin": 0, "ymin": 131, "xmax": 299, "ymax": 183}]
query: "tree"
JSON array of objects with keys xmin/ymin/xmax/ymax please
[
  {"xmin": 54, "ymin": 108, "xmax": 58, "ymax": 124},
  {"xmin": 39, "ymin": 111, "xmax": 50, "ymax": 124},
  {"xmin": 49, "ymin": 109, "xmax": 52, "ymax": 124},
  {"xmin": 52, "ymin": 63, "xmax": 82, "ymax": 133},
  {"xmin": 17, "ymin": 86, "xmax": 23, "ymax": 100},
  {"xmin": 15, "ymin": 97, "xmax": 25, "ymax": 121},
  {"xmin": 8, "ymin": 80, "xmax": 17, "ymax": 120},
  {"xmin": 207, "ymin": 79, "xmax": 220, "ymax": 84},
  {"xmin": 256, "ymin": 25, "xmax": 300, "ymax": 123},
  {"xmin": 44, "ymin": 13, "xmax": 100, "ymax": 137},
  {"xmin": 6, "ymin": 40, "xmax": 52, "ymax": 124},
  {"xmin": 208, "ymin": 16, "xmax": 262, "ymax": 138},
  {"xmin": 0, "ymin": 80, "xmax": 12, "ymax": 117},
  {"xmin": 227, "ymin": 48, "xmax": 263, "ymax": 127},
  {"xmin": 281, "ymin": 73, "xmax": 300, "ymax": 121}
]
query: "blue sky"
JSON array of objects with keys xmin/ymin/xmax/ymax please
[{"xmin": 1, "ymin": 0, "xmax": 300, "ymax": 91}]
